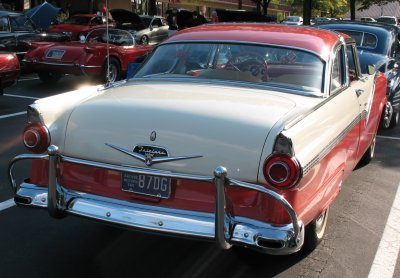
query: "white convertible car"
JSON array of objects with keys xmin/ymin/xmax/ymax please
[{"xmin": 9, "ymin": 24, "xmax": 387, "ymax": 255}]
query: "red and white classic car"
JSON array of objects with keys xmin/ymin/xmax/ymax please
[
  {"xmin": 9, "ymin": 24, "xmax": 387, "ymax": 255},
  {"xmin": 23, "ymin": 28, "xmax": 153, "ymax": 83},
  {"xmin": 0, "ymin": 52, "xmax": 20, "ymax": 95}
]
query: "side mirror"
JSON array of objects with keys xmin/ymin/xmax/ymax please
[{"xmin": 367, "ymin": 64, "xmax": 376, "ymax": 75}]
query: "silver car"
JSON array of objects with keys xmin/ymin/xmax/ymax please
[
  {"xmin": 137, "ymin": 15, "xmax": 169, "ymax": 45},
  {"xmin": 110, "ymin": 9, "xmax": 168, "ymax": 45}
]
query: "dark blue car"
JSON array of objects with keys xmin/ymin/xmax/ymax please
[{"xmin": 318, "ymin": 21, "xmax": 400, "ymax": 129}]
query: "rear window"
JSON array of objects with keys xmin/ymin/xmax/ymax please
[
  {"xmin": 133, "ymin": 42, "xmax": 325, "ymax": 95},
  {"xmin": 337, "ymin": 30, "xmax": 378, "ymax": 49}
]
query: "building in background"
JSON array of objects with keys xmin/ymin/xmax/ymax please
[
  {"xmin": 344, "ymin": 2, "xmax": 400, "ymax": 19},
  {"xmin": 1, "ymin": 0, "xmax": 291, "ymax": 20}
]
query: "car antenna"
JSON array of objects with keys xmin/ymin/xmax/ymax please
[{"xmin": 105, "ymin": 0, "xmax": 110, "ymax": 85}]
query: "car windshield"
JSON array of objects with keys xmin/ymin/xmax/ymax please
[
  {"xmin": 377, "ymin": 17, "xmax": 396, "ymax": 24},
  {"xmin": 140, "ymin": 16, "xmax": 152, "ymax": 27},
  {"xmin": 64, "ymin": 16, "xmax": 92, "ymax": 25},
  {"xmin": 10, "ymin": 15, "xmax": 36, "ymax": 31},
  {"xmin": 86, "ymin": 29, "xmax": 134, "ymax": 45},
  {"xmin": 285, "ymin": 17, "xmax": 300, "ymax": 22},
  {"xmin": 133, "ymin": 43, "xmax": 324, "ymax": 94}
]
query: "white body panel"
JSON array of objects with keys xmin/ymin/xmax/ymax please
[{"xmin": 58, "ymin": 82, "xmax": 320, "ymax": 182}]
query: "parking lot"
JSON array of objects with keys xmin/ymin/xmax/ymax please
[{"xmin": 0, "ymin": 74, "xmax": 399, "ymax": 278}]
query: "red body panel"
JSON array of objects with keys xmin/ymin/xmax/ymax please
[
  {"xmin": 24, "ymin": 41, "xmax": 153, "ymax": 78},
  {"xmin": 0, "ymin": 52, "xmax": 20, "ymax": 93}
]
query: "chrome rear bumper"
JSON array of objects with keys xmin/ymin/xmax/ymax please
[{"xmin": 9, "ymin": 145, "xmax": 304, "ymax": 255}]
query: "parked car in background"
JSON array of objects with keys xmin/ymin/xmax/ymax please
[
  {"xmin": 360, "ymin": 17, "xmax": 377, "ymax": 22},
  {"xmin": 9, "ymin": 24, "xmax": 387, "ymax": 255},
  {"xmin": 110, "ymin": 9, "xmax": 168, "ymax": 45},
  {"xmin": 377, "ymin": 15, "xmax": 398, "ymax": 25},
  {"xmin": 0, "ymin": 52, "xmax": 19, "ymax": 95},
  {"xmin": 318, "ymin": 21, "xmax": 400, "ymax": 128},
  {"xmin": 137, "ymin": 15, "xmax": 169, "ymax": 45},
  {"xmin": 23, "ymin": 28, "xmax": 153, "ymax": 83},
  {"xmin": 0, "ymin": 10, "xmax": 69, "ymax": 61},
  {"xmin": 47, "ymin": 14, "xmax": 111, "ymax": 41},
  {"xmin": 281, "ymin": 16, "xmax": 303, "ymax": 25}
]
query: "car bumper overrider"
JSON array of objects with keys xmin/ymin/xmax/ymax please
[{"xmin": 9, "ymin": 145, "xmax": 304, "ymax": 255}]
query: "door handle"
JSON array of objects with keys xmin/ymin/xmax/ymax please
[{"xmin": 355, "ymin": 89, "xmax": 364, "ymax": 97}]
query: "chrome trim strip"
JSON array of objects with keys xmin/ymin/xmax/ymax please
[
  {"xmin": 302, "ymin": 113, "xmax": 362, "ymax": 175},
  {"xmin": 9, "ymin": 146, "xmax": 304, "ymax": 255},
  {"xmin": 23, "ymin": 61, "xmax": 102, "ymax": 68},
  {"xmin": 129, "ymin": 78, "xmax": 323, "ymax": 98}
]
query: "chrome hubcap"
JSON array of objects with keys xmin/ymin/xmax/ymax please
[
  {"xmin": 383, "ymin": 102, "xmax": 393, "ymax": 128},
  {"xmin": 108, "ymin": 64, "xmax": 117, "ymax": 82}
]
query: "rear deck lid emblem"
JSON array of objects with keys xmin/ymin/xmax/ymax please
[{"xmin": 106, "ymin": 143, "xmax": 202, "ymax": 167}]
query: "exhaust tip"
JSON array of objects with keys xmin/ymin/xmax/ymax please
[
  {"xmin": 14, "ymin": 196, "xmax": 32, "ymax": 205},
  {"xmin": 256, "ymin": 238, "xmax": 285, "ymax": 249}
]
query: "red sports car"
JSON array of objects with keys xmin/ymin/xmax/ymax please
[
  {"xmin": 0, "ymin": 52, "xmax": 20, "ymax": 95},
  {"xmin": 48, "ymin": 13, "xmax": 111, "ymax": 40},
  {"xmin": 23, "ymin": 28, "xmax": 154, "ymax": 83}
]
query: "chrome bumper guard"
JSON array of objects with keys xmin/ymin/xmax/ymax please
[{"xmin": 9, "ymin": 145, "xmax": 304, "ymax": 255}]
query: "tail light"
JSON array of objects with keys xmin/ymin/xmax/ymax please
[
  {"xmin": 263, "ymin": 154, "xmax": 301, "ymax": 188},
  {"xmin": 23, "ymin": 123, "xmax": 50, "ymax": 153}
]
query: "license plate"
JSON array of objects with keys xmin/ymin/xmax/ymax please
[
  {"xmin": 121, "ymin": 172, "xmax": 171, "ymax": 199},
  {"xmin": 46, "ymin": 50, "xmax": 65, "ymax": 59}
]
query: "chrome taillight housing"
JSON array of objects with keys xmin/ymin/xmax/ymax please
[
  {"xmin": 263, "ymin": 154, "xmax": 301, "ymax": 188},
  {"xmin": 23, "ymin": 123, "xmax": 50, "ymax": 153}
]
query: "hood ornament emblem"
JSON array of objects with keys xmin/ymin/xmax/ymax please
[
  {"xmin": 105, "ymin": 143, "xmax": 202, "ymax": 167},
  {"xmin": 150, "ymin": 131, "xmax": 157, "ymax": 141}
]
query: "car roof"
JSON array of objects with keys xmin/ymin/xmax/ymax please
[
  {"xmin": 317, "ymin": 21, "xmax": 396, "ymax": 36},
  {"xmin": 165, "ymin": 23, "xmax": 340, "ymax": 61}
]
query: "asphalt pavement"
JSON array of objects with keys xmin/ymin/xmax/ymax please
[{"xmin": 0, "ymin": 74, "xmax": 399, "ymax": 278}]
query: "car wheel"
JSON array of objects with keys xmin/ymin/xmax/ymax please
[
  {"xmin": 389, "ymin": 111, "xmax": 399, "ymax": 128},
  {"xmin": 359, "ymin": 135, "xmax": 376, "ymax": 166},
  {"xmin": 140, "ymin": 35, "xmax": 149, "ymax": 45},
  {"xmin": 102, "ymin": 57, "xmax": 120, "ymax": 83},
  {"xmin": 38, "ymin": 72, "xmax": 62, "ymax": 84},
  {"xmin": 303, "ymin": 207, "xmax": 329, "ymax": 252},
  {"xmin": 379, "ymin": 102, "xmax": 393, "ymax": 129}
]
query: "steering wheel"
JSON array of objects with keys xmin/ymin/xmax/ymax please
[{"xmin": 225, "ymin": 51, "xmax": 268, "ymax": 81}]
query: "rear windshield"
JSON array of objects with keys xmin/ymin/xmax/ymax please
[
  {"xmin": 377, "ymin": 17, "xmax": 396, "ymax": 24},
  {"xmin": 133, "ymin": 43, "xmax": 324, "ymax": 94},
  {"xmin": 336, "ymin": 30, "xmax": 378, "ymax": 50}
]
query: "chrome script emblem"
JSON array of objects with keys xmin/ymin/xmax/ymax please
[
  {"xmin": 105, "ymin": 143, "xmax": 202, "ymax": 167},
  {"xmin": 150, "ymin": 131, "xmax": 157, "ymax": 141}
]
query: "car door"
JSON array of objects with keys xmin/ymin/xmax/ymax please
[
  {"xmin": 345, "ymin": 43, "xmax": 377, "ymax": 161},
  {"xmin": 0, "ymin": 16, "xmax": 17, "ymax": 54},
  {"xmin": 150, "ymin": 18, "xmax": 162, "ymax": 43}
]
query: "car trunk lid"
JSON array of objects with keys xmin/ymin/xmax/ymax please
[{"xmin": 63, "ymin": 82, "xmax": 302, "ymax": 182}]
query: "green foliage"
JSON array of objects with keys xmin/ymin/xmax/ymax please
[{"xmin": 291, "ymin": 0, "xmax": 349, "ymax": 17}]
